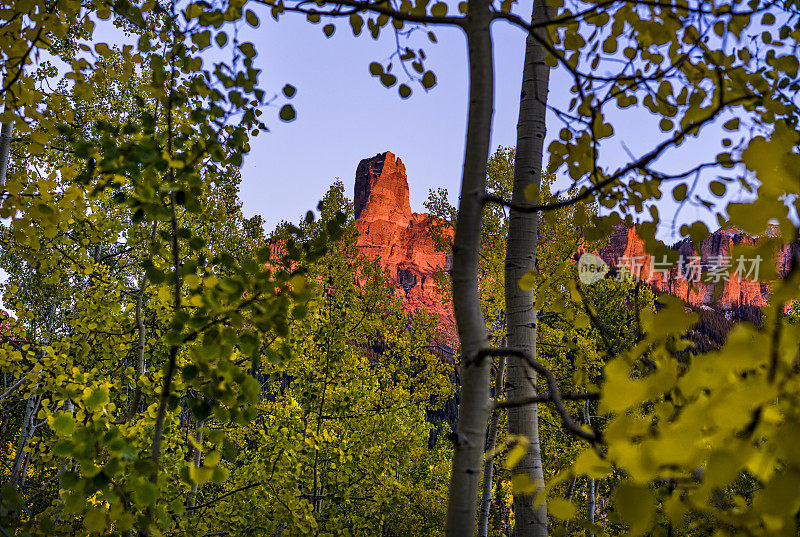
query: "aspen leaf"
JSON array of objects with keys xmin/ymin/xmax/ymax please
[
  {"xmin": 85, "ymin": 386, "xmax": 109, "ymax": 411},
  {"xmin": 50, "ymin": 413, "xmax": 75, "ymax": 436},
  {"xmin": 133, "ymin": 482, "xmax": 158, "ymax": 506},
  {"xmin": 723, "ymin": 118, "xmax": 740, "ymax": 131},
  {"xmin": 190, "ymin": 465, "xmax": 214, "ymax": 485},
  {"xmin": 380, "ymin": 73, "xmax": 397, "ymax": 87},
  {"xmin": 349, "ymin": 13, "xmax": 363, "ymax": 35},
  {"xmin": 573, "ymin": 449, "xmax": 611, "ymax": 478},
  {"xmin": 613, "ymin": 481, "xmax": 655, "ymax": 536},
  {"xmin": 505, "ymin": 436, "xmax": 530, "ymax": 469},
  {"xmin": 245, "ymin": 10, "xmax": 259, "ymax": 27},
  {"xmin": 279, "ymin": 105, "xmax": 296, "ymax": 122},
  {"xmin": 511, "ymin": 474, "xmax": 539, "ymax": 495},
  {"xmin": 548, "ymin": 498, "xmax": 577, "ymax": 520},
  {"xmin": 282, "ymin": 84, "xmax": 296, "ymax": 98},
  {"xmin": 518, "ymin": 270, "xmax": 536, "ymax": 291},
  {"xmin": 421, "ymin": 71, "xmax": 436, "ymax": 89},
  {"xmin": 84, "ymin": 510, "xmax": 107, "ymax": 532},
  {"xmin": 369, "ymin": 62, "xmax": 383, "ymax": 76}
]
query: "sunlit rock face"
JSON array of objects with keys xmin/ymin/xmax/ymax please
[
  {"xmin": 353, "ymin": 152, "xmax": 457, "ymax": 351},
  {"xmin": 351, "ymin": 152, "xmax": 799, "ymax": 350},
  {"xmin": 596, "ymin": 223, "xmax": 800, "ymax": 312}
]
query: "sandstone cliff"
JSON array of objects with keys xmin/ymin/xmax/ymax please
[
  {"xmin": 351, "ymin": 152, "xmax": 797, "ymax": 347},
  {"xmin": 596, "ymin": 223, "xmax": 800, "ymax": 312},
  {"xmin": 354, "ymin": 152, "xmax": 457, "ymax": 351}
]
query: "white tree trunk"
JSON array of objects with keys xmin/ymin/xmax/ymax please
[
  {"xmin": 584, "ymin": 401, "xmax": 595, "ymax": 537},
  {"xmin": 505, "ymin": 2, "xmax": 554, "ymax": 537},
  {"xmin": 478, "ymin": 357, "xmax": 506, "ymax": 537},
  {"xmin": 445, "ymin": 0, "xmax": 495, "ymax": 534},
  {"xmin": 0, "ymin": 121, "xmax": 12, "ymax": 186}
]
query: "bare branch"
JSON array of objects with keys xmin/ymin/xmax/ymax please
[{"xmin": 477, "ymin": 347, "xmax": 598, "ymax": 443}]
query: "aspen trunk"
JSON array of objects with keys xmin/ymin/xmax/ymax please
[
  {"xmin": 505, "ymin": 2, "xmax": 553, "ymax": 537},
  {"xmin": 478, "ymin": 357, "xmax": 506, "ymax": 537},
  {"xmin": 444, "ymin": 0, "xmax": 495, "ymax": 534},
  {"xmin": 186, "ymin": 420, "xmax": 203, "ymax": 508},
  {"xmin": 583, "ymin": 401, "xmax": 595, "ymax": 537},
  {"xmin": 0, "ymin": 121, "xmax": 12, "ymax": 186},
  {"xmin": 10, "ymin": 390, "xmax": 41, "ymax": 486}
]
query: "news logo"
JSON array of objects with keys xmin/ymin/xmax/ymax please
[{"xmin": 578, "ymin": 253, "xmax": 609, "ymax": 285}]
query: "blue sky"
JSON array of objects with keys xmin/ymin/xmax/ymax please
[
  {"xmin": 239, "ymin": 10, "xmax": 516, "ymax": 228},
  {"xmin": 238, "ymin": 2, "xmax": 740, "ymax": 240},
  {"xmin": 87, "ymin": 2, "xmax": 751, "ymax": 240}
]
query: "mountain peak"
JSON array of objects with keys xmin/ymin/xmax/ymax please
[{"xmin": 353, "ymin": 151, "xmax": 411, "ymax": 222}]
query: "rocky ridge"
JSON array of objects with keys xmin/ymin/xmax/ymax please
[
  {"xmin": 352, "ymin": 151, "xmax": 797, "ymax": 347},
  {"xmin": 354, "ymin": 152, "xmax": 457, "ymax": 351}
]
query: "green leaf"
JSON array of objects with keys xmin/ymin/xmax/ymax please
[
  {"xmin": 723, "ymin": 118, "xmax": 740, "ymax": 131},
  {"xmin": 239, "ymin": 42, "xmax": 256, "ymax": 58},
  {"xmin": 192, "ymin": 30, "xmax": 211, "ymax": 50},
  {"xmin": 398, "ymin": 84, "xmax": 411, "ymax": 99},
  {"xmin": 379, "ymin": 73, "xmax": 397, "ymax": 87},
  {"xmin": 283, "ymin": 84, "xmax": 296, "ymax": 98},
  {"xmin": 85, "ymin": 387, "xmax": 109, "ymax": 412},
  {"xmin": 613, "ymin": 481, "xmax": 655, "ymax": 536},
  {"xmin": 430, "ymin": 2, "xmax": 447, "ymax": 17},
  {"xmin": 518, "ymin": 271, "xmax": 536, "ymax": 291},
  {"xmin": 511, "ymin": 474, "xmax": 539, "ymax": 495},
  {"xmin": 279, "ymin": 105, "xmax": 296, "ymax": 122},
  {"xmin": 323, "ymin": 23, "xmax": 335, "ymax": 37},
  {"xmin": 709, "ymin": 181, "xmax": 726, "ymax": 197},
  {"xmin": 548, "ymin": 498, "xmax": 577, "ymax": 520},
  {"xmin": 133, "ymin": 482, "xmax": 159, "ymax": 506},
  {"xmin": 50, "ymin": 413, "xmax": 75, "ymax": 436},
  {"xmin": 672, "ymin": 184, "xmax": 687, "ymax": 202},
  {"xmin": 245, "ymin": 9, "xmax": 259, "ymax": 27},
  {"xmin": 84, "ymin": 509, "xmax": 107, "ymax": 533},
  {"xmin": 369, "ymin": 62, "xmax": 383, "ymax": 76},
  {"xmin": 505, "ymin": 436, "xmax": 530, "ymax": 469},
  {"xmin": 1, "ymin": 484, "xmax": 23, "ymax": 509},
  {"xmin": 349, "ymin": 13, "xmax": 363, "ymax": 35},
  {"xmin": 190, "ymin": 465, "xmax": 215, "ymax": 485},
  {"xmin": 421, "ymin": 71, "xmax": 436, "ymax": 89}
]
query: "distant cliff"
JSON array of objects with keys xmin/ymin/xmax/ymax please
[
  {"xmin": 353, "ymin": 152, "xmax": 456, "ymax": 351},
  {"xmin": 351, "ymin": 151, "xmax": 796, "ymax": 349},
  {"xmin": 597, "ymin": 224, "xmax": 799, "ymax": 312}
]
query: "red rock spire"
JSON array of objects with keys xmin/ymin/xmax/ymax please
[
  {"xmin": 354, "ymin": 151, "xmax": 412, "ymax": 224},
  {"xmin": 353, "ymin": 152, "xmax": 457, "ymax": 349}
]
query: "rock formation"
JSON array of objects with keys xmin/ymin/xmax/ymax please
[
  {"xmin": 353, "ymin": 152, "xmax": 457, "ymax": 351},
  {"xmin": 596, "ymin": 223, "xmax": 800, "ymax": 312},
  {"xmin": 351, "ymin": 152, "xmax": 798, "ymax": 350}
]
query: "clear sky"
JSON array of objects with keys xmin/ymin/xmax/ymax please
[
  {"xmin": 238, "ymin": 2, "xmax": 739, "ymax": 240},
  {"xmin": 238, "ymin": 9, "xmax": 520, "ymax": 229},
  {"xmin": 87, "ymin": 2, "xmax": 743, "ymax": 240}
]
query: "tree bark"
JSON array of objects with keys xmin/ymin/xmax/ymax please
[
  {"xmin": 504, "ymin": 2, "xmax": 554, "ymax": 537},
  {"xmin": 187, "ymin": 419, "xmax": 204, "ymax": 508},
  {"xmin": 0, "ymin": 121, "xmax": 12, "ymax": 186},
  {"xmin": 11, "ymin": 390, "xmax": 42, "ymax": 486},
  {"xmin": 583, "ymin": 401, "xmax": 595, "ymax": 537},
  {"xmin": 478, "ymin": 356, "xmax": 506, "ymax": 537},
  {"xmin": 445, "ymin": 0, "xmax": 494, "ymax": 534}
]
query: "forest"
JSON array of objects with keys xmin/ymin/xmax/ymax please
[{"xmin": 2, "ymin": 0, "xmax": 800, "ymax": 536}]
